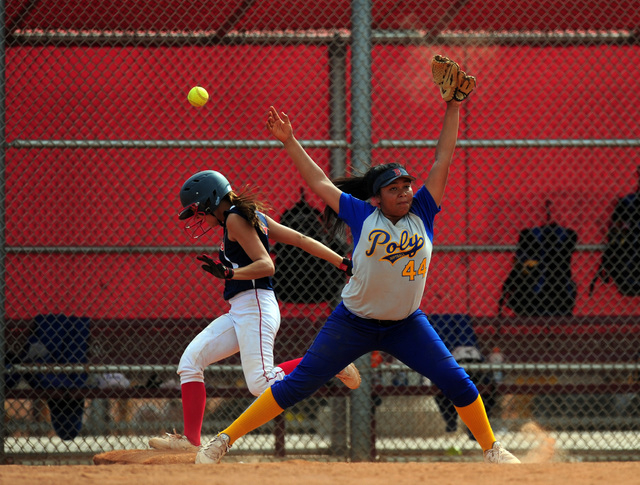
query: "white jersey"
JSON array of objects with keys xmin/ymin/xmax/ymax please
[{"xmin": 339, "ymin": 185, "xmax": 440, "ymax": 320}]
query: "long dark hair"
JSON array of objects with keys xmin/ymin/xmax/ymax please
[
  {"xmin": 323, "ymin": 162, "xmax": 407, "ymax": 238},
  {"xmin": 226, "ymin": 185, "xmax": 271, "ymax": 230}
]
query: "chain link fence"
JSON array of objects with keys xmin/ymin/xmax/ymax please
[{"xmin": 2, "ymin": 0, "xmax": 640, "ymax": 464}]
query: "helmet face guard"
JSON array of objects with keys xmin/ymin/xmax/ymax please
[
  {"xmin": 182, "ymin": 202, "xmax": 212, "ymax": 239},
  {"xmin": 178, "ymin": 170, "xmax": 232, "ymax": 239}
]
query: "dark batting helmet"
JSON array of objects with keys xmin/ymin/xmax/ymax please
[{"xmin": 178, "ymin": 170, "xmax": 233, "ymax": 220}]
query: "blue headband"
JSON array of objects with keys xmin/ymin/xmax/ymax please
[{"xmin": 372, "ymin": 167, "xmax": 416, "ymax": 195}]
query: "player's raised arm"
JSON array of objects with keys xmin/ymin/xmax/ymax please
[
  {"xmin": 424, "ymin": 100, "xmax": 461, "ymax": 207},
  {"xmin": 424, "ymin": 55, "xmax": 477, "ymax": 207},
  {"xmin": 267, "ymin": 106, "xmax": 342, "ymax": 214}
]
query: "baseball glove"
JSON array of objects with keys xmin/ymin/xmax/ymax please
[
  {"xmin": 431, "ymin": 55, "xmax": 460, "ymax": 102},
  {"xmin": 431, "ymin": 55, "xmax": 477, "ymax": 102},
  {"xmin": 454, "ymin": 70, "xmax": 477, "ymax": 101}
]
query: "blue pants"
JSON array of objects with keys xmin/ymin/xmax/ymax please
[{"xmin": 271, "ymin": 302, "xmax": 478, "ymax": 409}]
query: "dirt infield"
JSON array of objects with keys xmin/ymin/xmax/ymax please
[
  {"xmin": 2, "ymin": 458, "xmax": 639, "ymax": 485},
  {"xmin": 4, "ymin": 422, "xmax": 637, "ymax": 484}
]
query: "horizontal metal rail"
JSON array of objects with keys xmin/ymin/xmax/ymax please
[
  {"xmin": 7, "ymin": 29, "xmax": 637, "ymax": 47},
  {"xmin": 7, "ymin": 382, "xmax": 640, "ymax": 401},
  {"xmin": 4, "ymin": 246, "xmax": 222, "ymax": 254},
  {"xmin": 8, "ymin": 140, "xmax": 348, "ymax": 149},
  {"xmin": 9, "ymin": 364, "xmax": 242, "ymax": 374},
  {"xmin": 9, "ymin": 362, "xmax": 640, "ymax": 374},
  {"xmin": 2, "ymin": 244, "xmax": 607, "ymax": 254},
  {"xmin": 8, "ymin": 139, "xmax": 640, "ymax": 149}
]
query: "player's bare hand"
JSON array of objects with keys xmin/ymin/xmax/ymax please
[{"xmin": 266, "ymin": 105, "xmax": 293, "ymax": 143}]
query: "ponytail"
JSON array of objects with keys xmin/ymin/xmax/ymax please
[
  {"xmin": 227, "ymin": 185, "xmax": 271, "ymax": 230},
  {"xmin": 322, "ymin": 162, "xmax": 407, "ymax": 238}
]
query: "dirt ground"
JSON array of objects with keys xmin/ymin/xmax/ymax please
[
  {"xmin": 2, "ymin": 457, "xmax": 640, "ymax": 485},
  {"xmin": 1, "ymin": 424, "xmax": 636, "ymax": 484},
  {"xmin": 4, "ymin": 421, "xmax": 637, "ymax": 484}
]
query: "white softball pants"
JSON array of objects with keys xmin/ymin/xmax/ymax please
[{"xmin": 177, "ymin": 288, "xmax": 285, "ymax": 396}]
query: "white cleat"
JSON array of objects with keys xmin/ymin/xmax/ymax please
[
  {"xmin": 484, "ymin": 441, "xmax": 521, "ymax": 464},
  {"xmin": 149, "ymin": 429, "xmax": 199, "ymax": 451},
  {"xmin": 335, "ymin": 363, "xmax": 361, "ymax": 389},
  {"xmin": 195, "ymin": 433, "xmax": 231, "ymax": 464}
]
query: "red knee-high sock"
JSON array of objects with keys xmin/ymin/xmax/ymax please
[
  {"xmin": 277, "ymin": 357, "xmax": 303, "ymax": 375},
  {"xmin": 181, "ymin": 381, "xmax": 206, "ymax": 446}
]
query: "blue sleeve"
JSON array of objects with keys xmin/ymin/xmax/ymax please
[
  {"xmin": 410, "ymin": 185, "xmax": 441, "ymax": 238},
  {"xmin": 338, "ymin": 192, "xmax": 375, "ymax": 248}
]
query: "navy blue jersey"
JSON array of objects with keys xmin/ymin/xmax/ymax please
[{"xmin": 219, "ymin": 207, "xmax": 273, "ymax": 300}]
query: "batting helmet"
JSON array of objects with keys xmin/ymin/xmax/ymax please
[{"xmin": 178, "ymin": 170, "xmax": 232, "ymax": 220}]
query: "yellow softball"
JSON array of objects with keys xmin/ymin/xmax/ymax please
[{"xmin": 187, "ymin": 86, "xmax": 209, "ymax": 108}]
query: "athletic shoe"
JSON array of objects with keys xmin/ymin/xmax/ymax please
[
  {"xmin": 149, "ymin": 429, "xmax": 199, "ymax": 451},
  {"xmin": 336, "ymin": 363, "xmax": 361, "ymax": 389},
  {"xmin": 195, "ymin": 433, "xmax": 231, "ymax": 464},
  {"xmin": 484, "ymin": 441, "xmax": 521, "ymax": 464}
]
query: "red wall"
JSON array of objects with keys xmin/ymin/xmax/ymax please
[{"xmin": 5, "ymin": 44, "xmax": 640, "ymax": 319}]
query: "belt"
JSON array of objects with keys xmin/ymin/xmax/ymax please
[
  {"xmin": 344, "ymin": 306, "xmax": 401, "ymax": 327},
  {"xmin": 371, "ymin": 318, "xmax": 401, "ymax": 327}
]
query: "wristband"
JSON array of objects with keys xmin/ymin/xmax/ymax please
[{"xmin": 339, "ymin": 257, "xmax": 353, "ymax": 277}]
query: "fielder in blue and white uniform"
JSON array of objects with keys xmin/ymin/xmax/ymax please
[{"xmin": 196, "ymin": 70, "xmax": 520, "ymax": 465}]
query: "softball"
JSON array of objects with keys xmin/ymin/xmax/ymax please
[{"xmin": 187, "ymin": 86, "xmax": 209, "ymax": 108}]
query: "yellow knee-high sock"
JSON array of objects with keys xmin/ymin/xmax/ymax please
[
  {"xmin": 220, "ymin": 387, "xmax": 284, "ymax": 445},
  {"xmin": 454, "ymin": 394, "xmax": 496, "ymax": 451}
]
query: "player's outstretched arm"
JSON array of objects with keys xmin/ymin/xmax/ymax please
[
  {"xmin": 266, "ymin": 215, "xmax": 346, "ymax": 270},
  {"xmin": 266, "ymin": 106, "xmax": 342, "ymax": 213}
]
